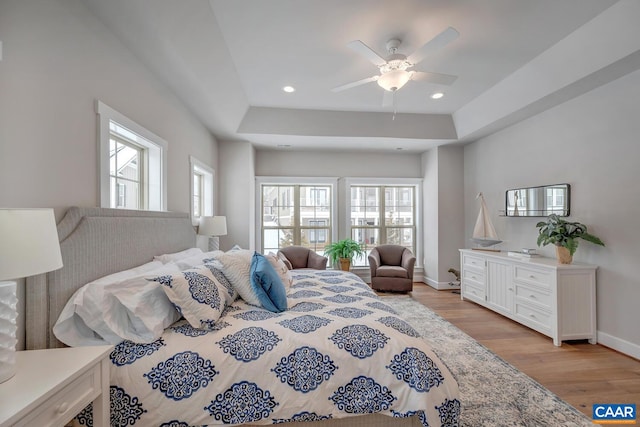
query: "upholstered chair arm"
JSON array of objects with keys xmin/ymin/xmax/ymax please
[
  {"xmin": 368, "ymin": 249, "xmax": 380, "ymax": 278},
  {"xmin": 307, "ymin": 251, "xmax": 328, "ymax": 270},
  {"xmin": 401, "ymin": 249, "xmax": 416, "ymax": 280}
]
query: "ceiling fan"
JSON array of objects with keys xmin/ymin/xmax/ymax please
[{"xmin": 332, "ymin": 27, "xmax": 459, "ymax": 103}]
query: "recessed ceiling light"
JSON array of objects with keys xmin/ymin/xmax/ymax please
[
  {"xmin": 283, "ymin": 86, "xmax": 295, "ymax": 93},
  {"xmin": 431, "ymin": 92, "xmax": 444, "ymax": 99}
]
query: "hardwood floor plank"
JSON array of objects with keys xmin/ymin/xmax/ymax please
[{"xmin": 402, "ymin": 283, "xmax": 640, "ymax": 419}]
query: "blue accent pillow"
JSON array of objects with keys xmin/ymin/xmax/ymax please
[{"xmin": 250, "ymin": 252, "xmax": 288, "ymax": 312}]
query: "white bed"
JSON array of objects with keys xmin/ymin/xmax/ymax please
[{"xmin": 25, "ymin": 207, "xmax": 459, "ymax": 427}]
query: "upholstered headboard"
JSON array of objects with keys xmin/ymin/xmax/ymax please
[{"xmin": 25, "ymin": 207, "xmax": 197, "ymax": 349}]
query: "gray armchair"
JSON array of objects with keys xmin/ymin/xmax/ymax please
[
  {"xmin": 368, "ymin": 245, "xmax": 415, "ymax": 292},
  {"xmin": 277, "ymin": 246, "xmax": 328, "ymax": 270}
]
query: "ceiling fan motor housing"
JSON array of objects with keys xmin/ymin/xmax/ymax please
[{"xmin": 386, "ymin": 38, "xmax": 402, "ymax": 53}]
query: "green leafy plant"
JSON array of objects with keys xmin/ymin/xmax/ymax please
[
  {"xmin": 323, "ymin": 238, "xmax": 365, "ymax": 265},
  {"xmin": 536, "ymin": 214, "xmax": 604, "ymax": 256}
]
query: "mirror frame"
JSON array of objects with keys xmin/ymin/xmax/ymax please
[{"xmin": 504, "ymin": 183, "xmax": 570, "ymax": 217}]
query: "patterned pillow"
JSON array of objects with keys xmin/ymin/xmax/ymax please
[
  {"xmin": 150, "ymin": 266, "xmax": 235, "ymax": 329},
  {"xmin": 266, "ymin": 252, "xmax": 293, "ymax": 291},
  {"xmin": 216, "ymin": 249, "xmax": 261, "ymax": 306},
  {"xmin": 250, "ymin": 252, "xmax": 288, "ymax": 312}
]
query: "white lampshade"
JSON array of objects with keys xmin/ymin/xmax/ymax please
[
  {"xmin": 198, "ymin": 216, "xmax": 227, "ymax": 237},
  {"xmin": 0, "ymin": 209, "xmax": 63, "ymax": 280},
  {"xmin": 0, "ymin": 208, "xmax": 63, "ymax": 384},
  {"xmin": 377, "ymin": 70, "xmax": 412, "ymax": 92}
]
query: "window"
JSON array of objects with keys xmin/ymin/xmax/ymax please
[
  {"xmin": 110, "ymin": 136, "xmax": 142, "ymax": 209},
  {"xmin": 350, "ymin": 185, "xmax": 416, "ymax": 267},
  {"xmin": 308, "ymin": 219, "xmax": 328, "ymax": 243},
  {"xmin": 190, "ymin": 156, "xmax": 214, "ymax": 223},
  {"xmin": 116, "ymin": 182, "xmax": 127, "ymax": 208},
  {"xmin": 97, "ymin": 101, "xmax": 167, "ymax": 210},
  {"xmin": 259, "ymin": 182, "xmax": 334, "ymax": 257}
]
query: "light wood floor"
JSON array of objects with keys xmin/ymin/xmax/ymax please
[{"xmin": 401, "ymin": 283, "xmax": 640, "ymax": 419}]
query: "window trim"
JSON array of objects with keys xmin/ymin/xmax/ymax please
[
  {"xmin": 96, "ymin": 100, "xmax": 167, "ymax": 211},
  {"xmin": 189, "ymin": 156, "xmax": 215, "ymax": 225}
]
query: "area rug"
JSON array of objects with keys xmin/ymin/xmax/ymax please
[{"xmin": 381, "ymin": 295, "xmax": 592, "ymax": 427}]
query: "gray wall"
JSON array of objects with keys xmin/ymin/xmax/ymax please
[
  {"xmin": 256, "ymin": 150, "xmax": 423, "ymax": 178},
  {"xmin": 464, "ymin": 68, "xmax": 640, "ymax": 356},
  {"xmin": 421, "ymin": 146, "xmax": 465, "ymax": 288},
  {"xmin": 219, "ymin": 141, "xmax": 256, "ymax": 251},
  {"xmin": 0, "ymin": 0, "xmax": 218, "ymax": 349}
]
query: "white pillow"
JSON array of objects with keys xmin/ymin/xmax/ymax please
[
  {"xmin": 102, "ymin": 274, "xmax": 182, "ymax": 342},
  {"xmin": 266, "ymin": 252, "xmax": 293, "ymax": 291},
  {"xmin": 216, "ymin": 249, "xmax": 260, "ymax": 306},
  {"xmin": 53, "ymin": 263, "xmax": 181, "ymax": 346},
  {"xmin": 53, "ymin": 259, "xmax": 165, "ymax": 346},
  {"xmin": 93, "ymin": 260, "xmax": 164, "ymax": 284},
  {"xmin": 154, "ymin": 248, "xmax": 203, "ymax": 264},
  {"xmin": 175, "ymin": 250, "xmax": 224, "ymax": 270},
  {"xmin": 151, "ymin": 265, "xmax": 235, "ymax": 329}
]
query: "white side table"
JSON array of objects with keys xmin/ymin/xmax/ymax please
[{"xmin": 0, "ymin": 345, "xmax": 112, "ymax": 427}]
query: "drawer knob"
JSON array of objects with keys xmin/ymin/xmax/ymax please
[
  {"xmin": 529, "ymin": 275, "xmax": 535, "ymax": 279},
  {"xmin": 529, "ymin": 314, "xmax": 537, "ymax": 319},
  {"xmin": 57, "ymin": 402, "xmax": 69, "ymax": 414},
  {"xmin": 529, "ymin": 294, "xmax": 536, "ymax": 299},
  {"xmin": 471, "ymin": 276, "xmax": 476, "ymax": 279},
  {"xmin": 508, "ymin": 287, "xmax": 513, "ymax": 291}
]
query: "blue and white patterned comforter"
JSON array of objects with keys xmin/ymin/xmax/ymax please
[{"xmin": 98, "ymin": 270, "xmax": 460, "ymax": 427}]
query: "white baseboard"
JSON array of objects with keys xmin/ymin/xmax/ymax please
[
  {"xmin": 597, "ymin": 331, "xmax": 640, "ymax": 360},
  {"xmin": 422, "ymin": 275, "xmax": 460, "ymax": 290}
]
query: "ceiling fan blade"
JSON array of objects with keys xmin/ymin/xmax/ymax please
[
  {"xmin": 382, "ymin": 90, "xmax": 393, "ymax": 108},
  {"xmin": 407, "ymin": 27, "xmax": 459, "ymax": 65},
  {"xmin": 411, "ymin": 71, "xmax": 458, "ymax": 86},
  {"xmin": 331, "ymin": 75, "xmax": 379, "ymax": 92},
  {"xmin": 346, "ymin": 40, "xmax": 387, "ymax": 66}
]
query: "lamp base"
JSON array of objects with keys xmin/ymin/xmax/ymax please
[
  {"xmin": 208, "ymin": 236, "xmax": 220, "ymax": 252},
  {"xmin": 0, "ymin": 281, "xmax": 17, "ymax": 384}
]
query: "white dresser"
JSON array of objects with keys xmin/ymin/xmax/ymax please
[{"xmin": 459, "ymin": 249, "xmax": 597, "ymax": 346}]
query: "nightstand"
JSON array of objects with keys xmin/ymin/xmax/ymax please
[{"xmin": 0, "ymin": 345, "xmax": 112, "ymax": 427}]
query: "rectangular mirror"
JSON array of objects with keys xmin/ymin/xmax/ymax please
[{"xmin": 505, "ymin": 183, "xmax": 570, "ymax": 217}]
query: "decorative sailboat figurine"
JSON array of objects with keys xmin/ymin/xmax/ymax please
[{"xmin": 471, "ymin": 192, "xmax": 502, "ymax": 251}]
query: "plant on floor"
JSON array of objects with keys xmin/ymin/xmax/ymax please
[
  {"xmin": 536, "ymin": 214, "xmax": 604, "ymax": 263},
  {"xmin": 323, "ymin": 239, "xmax": 365, "ymax": 271}
]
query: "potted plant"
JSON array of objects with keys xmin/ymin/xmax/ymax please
[
  {"xmin": 536, "ymin": 214, "xmax": 604, "ymax": 264},
  {"xmin": 324, "ymin": 239, "xmax": 365, "ymax": 271}
]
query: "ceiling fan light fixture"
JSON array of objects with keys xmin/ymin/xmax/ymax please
[{"xmin": 377, "ymin": 70, "xmax": 412, "ymax": 92}]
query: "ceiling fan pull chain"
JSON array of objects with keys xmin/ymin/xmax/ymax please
[{"xmin": 392, "ymin": 90, "xmax": 397, "ymax": 120}]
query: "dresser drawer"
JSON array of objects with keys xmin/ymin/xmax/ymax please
[
  {"xmin": 462, "ymin": 268, "xmax": 485, "ymax": 287},
  {"xmin": 515, "ymin": 301, "xmax": 552, "ymax": 333},
  {"xmin": 514, "ymin": 265, "xmax": 552, "ymax": 289},
  {"xmin": 463, "ymin": 281, "xmax": 485, "ymax": 301},
  {"xmin": 16, "ymin": 364, "xmax": 101, "ymax": 427},
  {"xmin": 462, "ymin": 253, "xmax": 485, "ymax": 271},
  {"xmin": 515, "ymin": 283, "xmax": 552, "ymax": 310}
]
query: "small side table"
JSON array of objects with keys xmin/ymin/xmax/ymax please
[{"xmin": 0, "ymin": 345, "xmax": 112, "ymax": 427}]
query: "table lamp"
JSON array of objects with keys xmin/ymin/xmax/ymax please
[
  {"xmin": 0, "ymin": 209, "xmax": 63, "ymax": 383},
  {"xmin": 198, "ymin": 216, "xmax": 227, "ymax": 251}
]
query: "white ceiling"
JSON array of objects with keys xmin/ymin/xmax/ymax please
[{"xmin": 83, "ymin": 0, "xmax": 640, "ymax": 152}]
